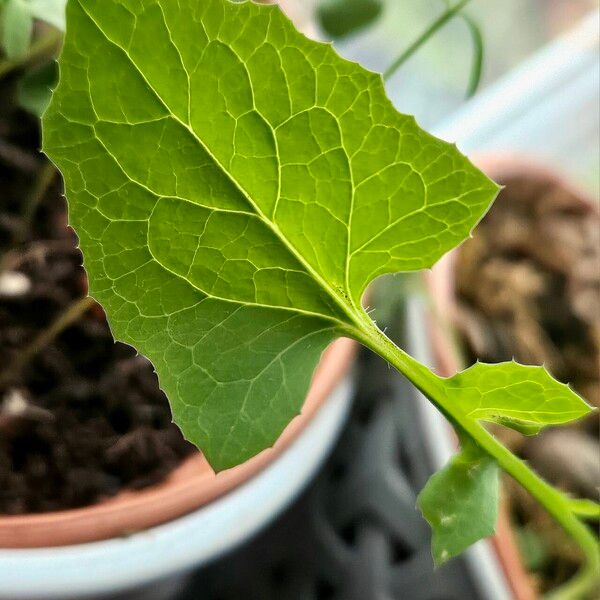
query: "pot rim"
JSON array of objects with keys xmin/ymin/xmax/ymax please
[{"xmin": 0, "ymin": 337, "xmax": 357, "ymax": 549}]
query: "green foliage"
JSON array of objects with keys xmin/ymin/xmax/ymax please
[
  {"xmin": 418, "ymin": 356, "xmax": 594, "ymax": 564},
  {"xmin": 318, "ymin": 0, "xmax": 382, "ymax": 39},
  {"xmin": 416, "ymin": 361, "xmax": 592, "ymax": 566},
  {"xmin": 43, "ymin": 0, "xmax": 599, "ymax": 589},
  {"xmin": 417, "ymin": 440, "xmax": 499, "ymax": 565}
]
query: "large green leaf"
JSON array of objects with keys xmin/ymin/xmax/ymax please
[
  {"xmin": 417, "ymin": 440, "xmax": 499, "ymax": 565},
  {"xmin": 43, "ymin": 0, "xmax": 500, "ymax": 471}
]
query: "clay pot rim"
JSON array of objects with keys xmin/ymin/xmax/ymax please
[
  {"xmin": 424, "ymin": 151, "xmax": 599, "ymax": 600},
  {"xmin": 0, "ymin": 337, "xmax": 357, "ymax": 549}
]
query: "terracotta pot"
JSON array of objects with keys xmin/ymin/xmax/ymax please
[
  {"xmin": 0, "ymin": 337, "xmax": 357, "ymax": 549},
  {"xmin": 424, "ymin": 153, "xmax": 598, "ymax": 600}
]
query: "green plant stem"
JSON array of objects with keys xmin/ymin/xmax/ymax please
[
  {"xmin": 383, "ymin": 0, "xmax": 473, "ymax": 81},
  {"xmin": 0, "ymin": 28, "xmax": 62, "ymax": 80},
  {"xmin": 460, "ymin": 10, "xmax": 484, "ymax": 97},
  {"xmin": 352, "ymin": 318, "xmax": 600, "ymax": 600}
]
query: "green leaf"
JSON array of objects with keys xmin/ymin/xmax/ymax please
[
  {"xmin": 446, "ymin": 362, "xmax": 594, "ymax": 433},
  {"xmin": 1, "ymin": 0, "xmax": 33, "ymax": 59},
  {"xmin": 17, "ymin": 61, "xmax": 57, "ymax": 116},
  {"xmin": 43, "ymin": 0, "xmax": 498, "ymax": 471},
  {"xmin": 318, "ymin": 0, "xmax": 383, "ymax": 39},
  {"xmin": 417, "ymin": 440, "xmax": 499, "ymax": 565},
  {"xmin": 26, "ymin": 0, "xmax": 66, "ymax": 31}
]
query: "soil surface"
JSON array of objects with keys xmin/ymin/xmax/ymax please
[
  {"xmin": 0, "ymin": 76, "xmax": 193, "ymax": 515},
  {"xmin": 454, "ymin": 169, "xmax": 599, "ymax": 592}
]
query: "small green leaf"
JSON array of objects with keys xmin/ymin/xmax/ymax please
[
  {"xmin": 446, "ymin": 362, "xmax": 593, "ymax": 432},
  {"xmin": 43, "ymin": 0, "xmax": 498, "ymax": 471},
  {"xmin": 1, "ymin": 0, "xmax": 33, "ymax": 59},
  {"xmin": 318, "ymin": 0, "xmax": 382, "ymax": 39},
  {"xmin": 17, "ymin": 61, "xmax": 58, "ymax": 116},
  {"xmin": 417, "ymin": 440, "xmax": 499, "ymax": 565}
]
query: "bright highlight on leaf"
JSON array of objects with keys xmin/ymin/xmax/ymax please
[
  {"xmin": 417, "ymin": 440, "xmax": 499, "ymax": 565},
  {"xmin": 43, "ymin": 0, "xmax": 497, "ymax": 471}
]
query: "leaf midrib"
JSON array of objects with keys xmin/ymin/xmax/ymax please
[
  {"xmin": 75, "ymin": 0, "xmax": 364, "ymax": 333},
  {"xmin": 84, "ymin": 131, "xmax": 345, "ymax": 325}
]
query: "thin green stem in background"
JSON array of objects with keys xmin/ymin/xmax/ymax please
[
  {"xmin": 352, "ymin": 317, "xmax": 600, "ymax": 600},
  {"xmin": 383, "ymin": 0, "xmax": 483, "ymax": 98},
  {"xmin": 460, "ymin": 10, "xmax": 484, "ymax": 97}
]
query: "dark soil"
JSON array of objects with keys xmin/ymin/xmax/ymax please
[
  {"xmin": 0, "ymin": 75, "xmax": 193, "ymax": 515},
  {"xmin": 454, "ymin": 169, "xmax": 600, "ymax": 592}
]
